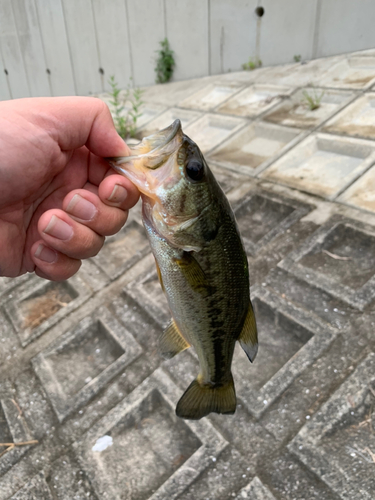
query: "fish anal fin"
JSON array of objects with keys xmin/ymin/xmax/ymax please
[
  {"xmin": 154, "ymin": 259, "xmax": 165, "ymax": 293},
  {"xmin": 238, "ymin": 301, "xmax": 258, "ymax": 363},
  {"xmin": 176, "ymin": 374, "xmax": 236, "ymax": 420},
  {"xmin": 159, "ymin": 319, "xmax": 190, "ymax": 359},
  {"xmin": 173, "ymin": 253, "xmax": 208, "ymax": 294}
]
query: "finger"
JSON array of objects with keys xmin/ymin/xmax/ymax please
[
  {"xmin": 31, "ymin": 240, "xmax": 81, "ymax": 281},
  {"xmin": 5, "ymin": 97, "xmax": 130, "ymax": 158},
  {"xmin": 38, "ymin": 209, "xmax": 105, "ymax": 259},
  {"xmin": 62, "ymin": 189, "xmax": 129, "ymax": 236},
  {"xmin": 98, "ymin": 173, "xmax": 140, "ymax": 209}
]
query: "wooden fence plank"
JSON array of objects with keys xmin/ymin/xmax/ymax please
[
  {"xmin": 61, "ymin": 0, "xmax": 101, "ymax": 95},
  {"xmin": 126, "ymin": 0, "xmax": 165, "ymax": 86},
  {"xmin": 35, "ymin": 0, "xmax": 76, "ymax": 96},
  {"xmin": 92, "ymin": 0, "xmax": 132, "ymax": 92},
  {"xmin": 0, "ymin": 0, "xmax": 30, "ymax": 98},
  {"xmin": 12, "ymin": 0, "xmax": 51, "ymax": 97}
]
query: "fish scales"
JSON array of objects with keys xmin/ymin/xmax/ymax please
[{"xmin": 108, "ymin": 119, "xmax": 258, "ymax": 420}]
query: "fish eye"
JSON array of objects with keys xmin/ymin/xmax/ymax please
[{"xmin": 185, "ymin": 159, "xmax": 204, "ymax": 182}]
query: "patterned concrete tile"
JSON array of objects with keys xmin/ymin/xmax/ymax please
[
  {"xmin": 137, "ymin": 107, "xmax": 202, "ymax": 138},
  {"xmin": 215, "ymin": 84, "xmax": 293, "ymax": 118},
  {"xmin": 316, "ymin": 55, "xmax": 375, "ymax": 89},
  {"xmin": 323, "ymin": 92, "xmax": 375, "ymax": 140},
  {"xmin": 179, "ymin": 82, "xmax": 245, "ymax": 111},
  {"xmin": 184, "ymin": 113, "xmax": 246, "ymax": 153},
  {"xmin": 74, "ymin": 368, "xmax": 228, "ymax": 500},
  {"xmin": 234, "ymin": 476, "xmax": 276, "ymax": 500},
  {"xmin": 261, "ymin": 133, "xmax": 375, "ymax": 200},
  {"xmin": 265, "ymin": 87, "xmax": 356, "ymax": 129},
  {"xmin": 9, "ymin": 472, "xmax": 53, "ymax": 499},
  {"xmin": 232, "ymin": 190, "xmax": 312, "ymax": 256},
  {"xmin": 93, "ymin": 220, "xmax": 150, "ymax": 281},
  {"xmin": 289, "ymin": 352, "xmax": 375, "ymax": 500},
  {"xmin": 3, "ymin": 276, "xmax": 92, "ymax": 347},
  {"xmin": 208, "ymin": 121, "xmax": 305, "ymax": 176},
  {"xmin": 338, "ymin": 163, "xmax": 375, "ymax": 213},
  {"xmin": 279, "ymin": 214, "xmax": 375, "ymax": 310},
  {"xmin": 32, "ymin": 307, "xmax": 142, "ymax": 422}
]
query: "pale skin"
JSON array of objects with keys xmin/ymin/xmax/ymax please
[{"xmin": 0, "ymin": 97, "xmax": 140, "ymax": 281}]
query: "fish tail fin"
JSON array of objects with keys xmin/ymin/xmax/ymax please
[{"xmin": 175, "ymin": 374, "xmax": 236, "ymax": 420}]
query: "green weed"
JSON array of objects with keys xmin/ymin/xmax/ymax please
[
  {"xmin": 301, "ymin": 89, "xmax": 325, "ymax": 111},
  {"xmin": 155, "ymin": 38, "xmax": 175, "ymax": 84},
  {"xmin": 294, "ymin": 54, "xmax": 301, "ymax": 63},
  {"xmin": 108, "ymin": 76, "xmax": 144, "ymax": 139},
  {"xmin": 242, "ymin": 57, "xmax": 262, "ymax": 71}
]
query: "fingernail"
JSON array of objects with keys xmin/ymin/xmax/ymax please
[
  {"xmin": 44, "ymin": 215, "xmax": 74, "ymax": 240},
  {"xmin": 108, "ymin": 184, "xmax": 127, "ymax": 204},
  {"xmin": 66, "ymin": 194, "xmax": 97, "ymax": 221},
  {"xmin": 34, "ymin": 244, "xmax": 57, "ymax": 263}
]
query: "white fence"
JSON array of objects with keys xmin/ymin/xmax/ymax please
[{"xmin": 1, "ymin": 0, "xmax": 375, "ymax": 101}]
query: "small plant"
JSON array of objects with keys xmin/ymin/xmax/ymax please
[
  {"xmin": 242, "ymin": 57, "xmax": 262, "ymax": 71},
  {"xmin": 294, "ymin": 54, "xmax": 301, "ymax": 63},
  {"xmin": 155, "ymin": 38, "xmax": 175, "ymax": 84},
  {"xmin": 301, "ymin": 88, "xmax": 325, "ymax": 111},
  {"xmin": 108, "ymin": 76, "xmax": 144, "ymax": 139}
]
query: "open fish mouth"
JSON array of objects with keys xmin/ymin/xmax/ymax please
[{"xmin": 106, "ymin": 119, "xmax": 183, "ymax": 199}]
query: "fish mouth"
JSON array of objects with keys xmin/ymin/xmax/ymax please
[{"xmin": 106, "ymin": 119, "xmax": 183, "ymax": 200}]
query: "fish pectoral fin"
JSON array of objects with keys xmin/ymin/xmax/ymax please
[
  {"xmin": 154, "ymin": 259, "xmax": 165, "ymax": 293},
  {"xmin": 176, "ymin": 374, "xmax": 236, "ymax": 420},
  {"xmin": 238, "ymin": 301, "xmax": 258, "ymax": 363},
  {"xmin": 173, "ymin": 253, "xmax": 208, "ymax": 294},
  {"xmin": 159, "ymin": 319, "xmax": 190, "ymax": 359}
]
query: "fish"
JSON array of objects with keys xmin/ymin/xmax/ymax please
[{"xmin": 107, "ymin": 119, "xmax": 258, "ymax": 420}]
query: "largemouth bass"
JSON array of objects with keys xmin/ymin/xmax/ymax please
[{"xmin": 108, "ymin": 120, "xmax": 258, "ymax": 420}]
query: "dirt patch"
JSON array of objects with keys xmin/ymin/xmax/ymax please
[
  {"xmin": 343, "ymin": 75, "xmax": 374, "ymax": 87},
  {"xmin": 22, "ymin": 285, "xmax": 74, "ymax": 330},
  {"xmin": 210, "ymin": 148, "xmax": 266, "ymax": 168},
  {"xmin": 265, "ymin": 104, "xmax": 318, "ymax": 129},
  {"xmin": 323, "ymin": 123, "xmax": 375, "ymax": 140}
]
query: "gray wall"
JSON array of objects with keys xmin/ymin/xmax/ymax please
[{"xmin": 1, "ymin": 0, "xmax": 375, "ymax": 101}]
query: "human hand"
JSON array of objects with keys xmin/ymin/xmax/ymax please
[{"xmin": 0, "ymin": 97, "xmax": 140, "ymax": 280}]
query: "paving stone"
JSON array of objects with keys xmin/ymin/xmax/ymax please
[
  {"xmin": 209, "ymin": 163, "xmax": 254, "ymax": 194},
  {"xmin": 289, "ymin": 352, "xmax": 375, "ymax": 500},
  {"xmin": 261, "ymin": 133, "xmax": 375, "ymax": 200},
  {"xmin": 46, "ymin": 453, "xmax": 97, "ymax": 500},
  {"xmin": 264, "ymin": 87, "xmax": 356, "ymax": 129},
  {"xmin": 278, "ymin": 214, "xmax": 375, "ymax": 310},
  {"xmin": 234, "ymin": 476, "xmax": 277, "ymax": 500},
  {"xmin": 338, "ymin": 163, "xmax": 375, "ymax": 214},
  {"xmin": 137, "ymin": 107, "xmax": 202, "ymax": 138},
  {"xmin": 232, "ymin": 190, "xmax": 312, "ymax": 256},
  {"xmin": 184, "ymin": 113, "xmax": 246, "ymax": 153},
  {"xmin": 32, "ymin": 306, "xmax": 142, "ymax": 422},
  {"xmin": 74, "ymin": 368, "xmax": 228, "ymax": 500},
  {"xmin": 179, "ymin": 82, "xmax": 245, "ymax": 111},
  {"xmin": 9, "ymin": 471, "xmax": 53, "ymax": 499},
  {"xmin": 0, "ymin": 275, "xmax": 30, "ymax": 304},
  {"xmin": 0, "ymin": 381, "xmax": 37, "ymax": 476},
  {"xmin": 140, "ymin": 76, "xmax": 216, "ymax": 107},
  {"xmin": 264, "ymin": 267, "xmax": 353, "ymax": 331},
  {"xmin": 323, "ymin": 92, "xmax": 375, "ymax": 140},
  {"xmin": 316, "ymin": 55, "xmax": 375, "ymax": 89},
  {"xmin": 2, "ymin": 275, "xmax": 92, "ymax": 347},
  {"xmin": 93, "ymin": 220, "xmax": 150, "ymax": 281},
  {"xmin": 215, "ymin": 84, "xmax": 293, "ymax": 118},
  {"xmin": 232, "ymin": 286, "xmax": 339, "ymax": 419},
  {"xmin": 208, "ymin": 122, "xmax": 305, "ymax": 177}
]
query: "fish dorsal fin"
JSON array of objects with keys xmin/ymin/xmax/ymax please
[
  {"xmin": 173, "ymin": 253, "xmax": 208, "ymax": 294},
  {"xmin": 154, "ymin": 259, "xmax": 165, "ymax": 293},
  {"xmin": 238, "ymin": 301, "xmax": 258, "ymax": 363},
  {"xmin": 159, "ymin": 319, "xmax": 190, "ymax": 359}
]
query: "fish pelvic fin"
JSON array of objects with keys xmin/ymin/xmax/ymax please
[
  {"xmin": 238, "ymin": 301, "xmax": 258, "ymax": 363},
  {"xmin": 176, "ymin": 374, "xmax": 236, "ymax": 420},
  {"xmin": 159, "ymin": 319, "xmax": 190, "ymax": 359}
]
